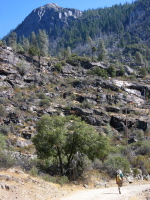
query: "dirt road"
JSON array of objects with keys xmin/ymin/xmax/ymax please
[
  {"xmin": 59, "ymin": 183, "xmax": 150, "ymax": 200},
  {"xmin": 0, "ymin": 168, "xmax": 149, "ymax": 200}
]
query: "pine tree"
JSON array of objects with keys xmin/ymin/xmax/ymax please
[
  {"xmin": 22, "ymin": 36, "xmax": 30, "ymax": 53},
  {"xmin": 135, "ymin": 51, "xmax": 144, "ymax": 66},
  {"xmin": 67, "ymin": 46, "xmax": 72, "ymax": 57},
  {"xmin": 88, "ymin": 36, "xmax": 96, "ymax": 61},
  {"xmin": 107, "ymin": 65, "xmax": 116, "ymax": 77},
  {"xmin": 97, "ymin": 39, "xmax": 107, "ymax": 61},
  {"xmin": 16, "ymin": 43, "xmax": 24, "ymax": 54},
  {"xmin": 30, "ymin": 32, "xmax": 38, "ymax": 48},
  {"xmin": 7, "ymin": 32, "xmax": 17, "ymax": 51},
  {"xmin": 38, "ymin": 30, "xmax": 49, "ymax": 57}
]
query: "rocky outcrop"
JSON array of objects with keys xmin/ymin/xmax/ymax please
[{"xmin": 0, "ymin": 45, "xmax": 150, "ymax": 144}]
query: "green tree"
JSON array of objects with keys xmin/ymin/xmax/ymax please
[
  {"xmin": 61, "ymin": 49, "xmax": 69, "ymax": 60},
  {"xmin": 30, "ymin": 32, "xmax": 38, "ymax": 48},
  {"xmin": 32, "ymin": 115, "xmax": 110, "ymax": 177},
  {"xmin": 7, "ymin": 32, "xmax": 17, "ymax": 51},
  {"xmin": 88, "ymin": 67, "xmax": 108, "ymax": 78},
  {"xmin": 119, "ymin": 38, "xmax": 125, "ymax": 48},
  {"xmin": 92, "ymin": 46, "xmax": 97, "ymax": 61},
  {"xmin": 28, "ymin": 46, "xmax": 38, "ymax": 58},
  {"xmin": 118, "ymin": 66, "xmax": 125, "ymax": 76},
  {"xmin": 16, "ymin": 43, "xmax": 25, "ymax": 54},
  {"xmin": 22, "ymin": 36, "xmax": 30, "ymax": 53},
  {"xmin": 107, "ymin": 65, "xmax": 116, "ymax": 77},
  {"xmin": 139, "ymin": 67, "xmax": 148, "ymax": 77},
  {"xmin": 88, "ymin": 36, "xmax": 96, "ymax": 61},
  {"xmin": 135, "ymin": 51, "xmax": 144, "ymax": 66},
  {"xmin": 97, "ymin": 39, "xmax": 107, "ymax": 61},
  {"xmin": 38, "ymin": 29, "xmax": 49, "ymax": 57},
  {"xmin": 67, "ymin": 46, "xmax": 72, "ymax": 57}
]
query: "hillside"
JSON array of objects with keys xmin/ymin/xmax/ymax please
[
  {"xmin": 0, "ymin": 0, "xmax": 150, "ymax": 196},
  {"xmin": 3, "ymin": 0, "xmax": 150, "ymax": 57},
  {"xmin": 0, "ymin": 42, "xmax": 150, "ymax": 177}
]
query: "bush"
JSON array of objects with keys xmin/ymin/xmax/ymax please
[
  {"xmin": 0, "ymin": 151, "xmax": 15, "ymax": 168},
  {"xmin": 107, "ymin": 65, "xmax": 116, "ymax": 77},
  {"xmin": 54, "ymin": 62, "xmax": 62, "ymax": 72},
  {"xmin": 0, "ymin": 134, "xmax": 15, "ymax": 169},
  {"xmin": 57, "ymin": 176, "xmax": 69, "ymax": 186},
  {"xmin": 17, "ymin": 62, "xmax": 28, "ymax": 76},
  {"xmin": 138, "ymin": 140, "xmax": 150, "ymax": 156},
  {"xmin": 60, "ymin": 60, "xmax": 66, "ymax": 66},
  {"xmin": 139, "ymin": 68, "xmax": 148, "ymax": 77},
  {"xmin": 37, "ymin": 92, "xmax": 47, "ymax": 99},
  {"xmin": 39, "ymin": 99, "xmax": 50, "ymax": 107},
  {"xmin": 117, "ymin": 66, "xmax": 125, "ymax": 77},
  {"xmin": 104, "ymin": 155, "xmax": 130, "ymax": 177},
  {"xmin": 0, "ymin": 125, "xmax": 10, "ymax": 136},
  {"xmin": 87, "ymin": 67, "xmax": 108, "ymax": 78},
  {"xmin": 0, "ymin": 104, "xmax": 5, "ymax": 117},
  {"xmin": 131, "ymin": 155, "xmax": 150, "ymax": 175},
  {"xmin": 29, "ymin": 166, "xmax": 38, "ymax": 177},
  {"xmin": 66, "ymin": 55, "xmax": 90, "ymax": 67},
  {"xmin": 66, "ymin": 57, "xmax": 79, "ymax": 66},
  {"xmin": 0, "ymin": 133, "xmax": 6, "ymax": 151},
  {"xmin": 80, "ymin": 100, "xmax": 93, "ymax": 109}
]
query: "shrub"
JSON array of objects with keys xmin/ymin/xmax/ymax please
[
  {"xmin": 0, "ymin": 133, "xmax": 6, "ymax": 151},
  {"xmin": 0, "ymin": 125, "xmax": 10, "ymax": 136},
  {"xmin": 17, "ymin": 62, "xmax": 28, "ymax": 76},
  {"xmin": 60, "ymin": 60, "xmax": 66, "ymax": 66},
  {"xmin": 0, "ymin": 151, "xmax": 15, "ymax": 168},
  {"xmin": 138, "ymin": 140, "xmax": 150, "ymax": 156},
  {"xmin": 0, "ymin": 104, "xmax": 5, "ymax": 117},
  {"xmin": 0, "ymin": 98, "xmax": 6, "ymax": 104},
  {"xmin": 39, "ymin": 99, "xmax": 50, "ymax": 107},
  {"xmin": 37, "ymin": 92, "xmax": 47, "ymax": 99},
  {"xmin": 87, "ymin": 67, "xmax": 108, "ymax": 78},
  {"xmin": 104, "ymin": 155, "xmax": 130, "ymax": 177},
  {"xmin": 118, "ymin": 66, "xmax": 125, "ymax": 76},
  {"xmin": 107, "ymin": 65, "xmax": 116, "ymax": 77},
  {"xmin": 29, "ymin": 166, "xmax": 38, "ymax": 177},
  {"xmin": 66, "ymin": 57, "xmax": 79, "ymax": 66},
  {"xmin": 54, "ymin": 62, "xmax": 62, "ymax": 72},
  {"xmin": 131, "ymin": 155, "xmax": 150, "ymax": 175},
  {"xmin": 139, "ymin": 68, "xmax": 148, "ymax": 77},
  {"xmin": 57, "ymin": 176, "xmax": 69, "ymax": 186},
  {"xmin": 80, "ymin": 100, "xmax": 93, "ymax": 109}
]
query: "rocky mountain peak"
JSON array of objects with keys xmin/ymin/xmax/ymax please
[
  {"xmin": 35, "ymin": 3, "xmax": 61, "ymax": 12},
  {"xmin": 14, "ymin": 3, "xmax": 82, "ymax": 38},
  {"xmin": 44, "ymin": 3, "xmax": 61, "ymax": 9}
]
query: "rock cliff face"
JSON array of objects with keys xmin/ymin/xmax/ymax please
[{"xmin": 15, "ymin": 3, "xmax": 82, "ymax": 37}]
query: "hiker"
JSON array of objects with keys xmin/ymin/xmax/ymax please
[{"xmin": 116, "ymin": 169, "xmax": 124, "ymax": 194}]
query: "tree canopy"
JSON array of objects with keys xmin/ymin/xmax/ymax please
[{"xmin": 32, "ymin": 115, "xmax": 110, "ymax": 177}]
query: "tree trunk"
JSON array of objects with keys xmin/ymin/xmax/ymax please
[{"xmin": 57, "ymin": 146, "xmax": 64, "ymax": 175}]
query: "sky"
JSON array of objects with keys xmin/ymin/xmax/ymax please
[{"xmin": 0, "ymin": 0, "xmax": 135, "ymax": 39}]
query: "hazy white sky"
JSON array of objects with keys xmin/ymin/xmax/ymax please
[{"xmin": 0, "ymin": 0, "xmax": 135, "ymax": 39}]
